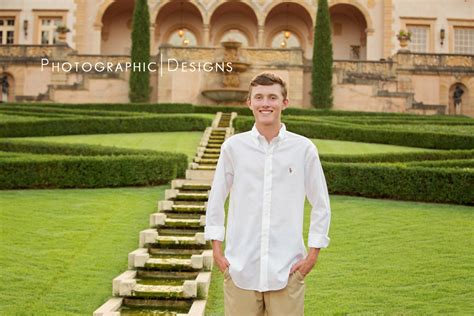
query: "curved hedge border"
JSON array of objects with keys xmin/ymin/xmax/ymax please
[
  {"xmin": 0, "ymin": 141, "xmax": 188, "ymax": 189},
  {"xmin": 323, "ymin": 162, "xmax": 473, "ymax": 205},
  {"xmin": 320, "ymin": 150, "xmax": 474, "ymax": 163},
  {"xmin": 233, "ymin": 117, "xmax": 474, "ymax": 150},
  {"xmin": 0, "ymin": 115, "xmax": 212, "ymax": 137}
]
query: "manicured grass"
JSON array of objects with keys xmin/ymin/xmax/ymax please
[
  {"xmin": 13, "ymin": 132, "xmax": 429, "ymax": 159},
  {"xmin": 312, "ymin": 138, "xmax": 433, "ymax": 155},
  {"xmin": 18, "ymin": 132, "xmax": 203, "ymax": 161},
  {"xmin": 205, "ymin": 196, "xmax": 473, "ymax": 315},
  {"xmin": 0, "ymin": 186, "xmax": 166, "ymax": 315}
]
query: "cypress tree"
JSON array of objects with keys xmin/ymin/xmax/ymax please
[
  {"xmin": 311, "ymin": 0, "xmax": 333, "ymax": 109},
  {"xmin": 129, "ymin": 0, "xmax": 150, "ymax": 102}
]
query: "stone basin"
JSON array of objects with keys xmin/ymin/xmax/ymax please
[{"xmin": 201, "ymin": 88, "xmax": 248, "ymax": 102}]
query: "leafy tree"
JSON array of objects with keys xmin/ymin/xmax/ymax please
[
  {"xmin": 129, "ymin": 0, "xmax": 151, "ymax": 102},
  {"xmin": 311, "ymin": 0, "xmax": 333, "ymax": 108}
]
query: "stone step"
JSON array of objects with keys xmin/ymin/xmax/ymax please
[
  {"xmin": 139, "ymin": 229, "xmax": 207, "ymax": 248},
  {"xmin": 204, "ymin": 148, "xmax": 220, "ymax": 154},
  {"xmin": 131, "ymin": 283, "xmax": 196, "ymax": 299},
  {"xmin": 129, "ymin": 248, "xmax": 212, "ymax": 270},
  {"xmin": 196, "ymin": 165, "xmax": 216, "ymax": 171},
  {"xmin": 157, "ymin": 228, "xmax": 203, "ymax": 237},
  {"xmin": 206, "ymin": 143, "xmax": 222, "ymax": 149},
  {"xmin": 201, "ymin": 154, "xmax": 220, "ymax": 159},
  {"xmin": 185, "ymin": 169, "xmax": 215, "ymax": 181},
  {"xmin": 166, "ymin": 189, "xmax": 209, "ymax": 201},
  {"xmin": 194, "ymin": 158, "xmax": 218, "ymax": 164},
  {"xmin": 165, "ymin": 218, "xmax": 202, "ymax": 228}
]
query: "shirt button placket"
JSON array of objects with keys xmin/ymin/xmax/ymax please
[{"xmin": 260, "ymin": 144, "xmax": 273, "ymax": 289}]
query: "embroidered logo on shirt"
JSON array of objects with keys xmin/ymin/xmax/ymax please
[{"xmin": 289, "ymin": 167, "xmax": 293, "ymax": 174}]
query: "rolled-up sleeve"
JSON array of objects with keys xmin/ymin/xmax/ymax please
[
  {"xmin": 204, "ymin": 141, "xmax": 234, "ymax": 241},
  {"xmin": 304, "ymin": 142, "xmax": 331, "ymax": 248}
]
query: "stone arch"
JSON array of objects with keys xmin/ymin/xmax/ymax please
[
  {"xmin": 264, "ymin": 0, "xmax": 315, "ymax": 24},
  {"xmin": 264, "ymin": 2, "xmax": 313, "ymax": 57},
  {"xmin": 94, "ymin": 0, "xmax": 116, "ymax": 29},
  {"xmin": 266, "ymin": 26, "xmax": 305, "ymax": 51},
  {"xmin": 0, "ymin": 72, "xmax": 15, "ymax": 103},
  {"xmin": 329, "ymin": 0, "xmax": 374, "ymax": 32},
  {"xmin": 152, "ymin": 1, "xmax": 204, "ymax": 52},
  {"xmin": 213, "ymin": 24, "xmax": 256, "ymax": 47},
  {"xmin": 150, "ymin": 0, "xmax": 205, "ymax": 27},
  {"xmin": 163, "ymin": 22, "xmax": 202, "ymax": 46},
  {"xmin": 99, "ymin": 0, "xmax": 135, "ymax": 55},
  {"xmin": 330, "ymin": 2, "xmax": 370, "ymax": 60},
  {"xmin": 209, "ymin": 1, "xmax": 258, "ymax": 47},
  {"xmin": 448, "ymin": 82, "xmax": 470, "ymax": 116}
]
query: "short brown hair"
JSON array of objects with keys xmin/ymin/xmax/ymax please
[{"xmin": 248, "ymin": 73, "xmax": 288, "ymax": 100}]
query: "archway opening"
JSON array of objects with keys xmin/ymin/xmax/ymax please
[
  {"xmin": 100, "ymin": 0, "xmax": 134, "ymax": 55},
  {"xmin": 330, "ymin": 3, "xmax": 368, "ymax": 60}
]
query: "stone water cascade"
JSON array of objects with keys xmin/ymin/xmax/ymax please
[{"xmin": 94, "ymin": 112, "xmax": 237, "ymax": 316}]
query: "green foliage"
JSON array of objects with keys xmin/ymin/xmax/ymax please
[
  {"xmin": 0, "ymin": 141, "xmax": 187, "ymax": 189},
  {"xmin": 312, "ymin": 0, "xmax": 333, "ymax": 108},
  {"xmin": 233, "ymin": 117, "xmax": 474, "ymax": 150},
  {"xmin": 323, "ymin": 163, "xmax": 473, "ymax": 205},
  {"xmin": 129, "ymin": 0, "xmax": 151, "ymax": 102},
  {"xmin": 0, "ymin": 115, "xmax": 211, "ymax": 137}
]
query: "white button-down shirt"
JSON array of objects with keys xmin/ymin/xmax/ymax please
[{"xmin": 205, "ymin": 123, "xmax": 331, "ymax": 291}]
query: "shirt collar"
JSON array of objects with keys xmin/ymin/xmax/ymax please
[{"xmin": 251, "ymin": 123, "xmax": 287, "ymax": 143}]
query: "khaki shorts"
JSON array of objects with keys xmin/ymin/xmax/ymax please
[{"xmin": 223, "ymin": 268, "xmax": 305, "ymax": 316}]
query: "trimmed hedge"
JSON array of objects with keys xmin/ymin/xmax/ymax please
[
  {"xmin": 323, "ymin": 162, "xmax": 474, "ymax": 205},
  {"xmin": 0, "ymin": 139, "xmax": 172, "ymax": 156},
  {"xmin": 0, "ymin": 154, "xmax": 186, "ymax": 189},
  {"xmin": 233, "ymin": 117, "xmax": 474, "ymax": 150},
  {"xmin": 34, "ymin": 103, "xmax": 194, "ymax": 113},
  {"xmin": 0, "ymin": 115, "xmax": 212, "ymax": 137},
  {"xmin": 0, "ymin": 141, "xmax": 188, "ymax": 189},
  {"xmin": 320, "ymin": 150, "xmax": 474, "ymax": 163},
  {"xmin": 0, "ymin": 105, "xmax": 145, "ymax": 117}
]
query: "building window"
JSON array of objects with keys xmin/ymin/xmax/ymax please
[
  {"xmin": 407, "ymin": 25, "xmax": 429, "ymax": 52},
  {"xmin": 454, "ymin": 27, "xmax": 474, "ymax": 54},
  {"xmin": 40, "ymin": 18, "xmax": 62, "ymax": 44},
  {"xmin": 168, "ymin": 29, "xmax": 197, "ymax": 46},
  {"xmin": 0, "ymin": 18, "xmax": 15, "ymax": 44}
]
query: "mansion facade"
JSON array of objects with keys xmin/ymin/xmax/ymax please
[{"xmin": 0, "ymin": 0, "xmax": 473, "ymax": 116}]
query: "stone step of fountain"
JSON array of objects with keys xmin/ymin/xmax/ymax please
[
  {"xmin": 130, "ymin": 248, "xmax": 212, "ymax": 270},
  {"xmin": 164, "ymin": 218, "xmax": 202, "ymax": 228},
  {"xmin": 166, "ymin": 191, "xmax": 209, "ymax": 201},
  {"xmin": 201, "ymin": 153, "xmax": 220, "ymax": 159},
  {"xmin": 196, "ymin": 165, "xmax": 216, "ymax": 171},
  {"xmin": 171, "ymin": 179, "xmax": 212, "ymax": 191},
  {"xmin": 157, "ymin": 227, "xmax": 203, "ymax": 237},
  {"xmin": 131, "ymin": 283, "xmax": 196, "ymax": 299},
  {"xmin": 159, "ymin": 201, "xmax": 207, "ymax": 213},
  {"xmin": 119, "ymin": 298, "xmax": 195, "ymax": 315},
  {"xmin": 194, "ymin": 158, "xmax": 218, "ymax": 164},
  {"xmin": 206, "ymin": 143, "xmax": 222, "ymax": 149},
  {"xmin": 204, "ymin": 148, "xmax": 221, "ymax": 154},
  {"xmin": 148, "ymin": 248, "xmax": 204, "ymax": 257}
]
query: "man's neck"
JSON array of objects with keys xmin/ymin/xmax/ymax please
[{"xmin": 255, "ymin": 122, "xmax": 281, "ymax": 143}]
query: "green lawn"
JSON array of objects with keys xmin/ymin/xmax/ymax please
[
  {"xmin": 206, "ymin": 196, "xmax": 473, "ymax": 315},
  {"xmin": 0, "ymin": 186, "xmax": 166, "ymax": 315},
  {"xmin": 1, "ymin": 188, "xmax": 472, "ymax": 315},
  {"xmin": 13, "ymin": 132, "xmax": 430, "ymax": 159},
  {"xmin": 18, "ymin": 132, "xmax": 203, "ymax": 161},
  {"xmin": 311, "ymin": 139, "xmax": 433, "ymax": 155}
]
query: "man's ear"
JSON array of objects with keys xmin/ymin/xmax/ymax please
[
  {"xmin": 282, "ymin": 98, "xmax": 289, "ymax": 111},
  {"xmin": 246, "ymin": 98, "xmax": 252, "ymax": 109}
]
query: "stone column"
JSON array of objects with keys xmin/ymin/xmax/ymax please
[
  {"xmin": 258, "ymin": 25, "xmax": 265, "ymax": 47},
  {"xmin": 203, "ymin": 24, "xmax": 210, "ymax": 46}
]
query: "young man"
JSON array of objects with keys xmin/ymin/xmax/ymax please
[{"xmin": 205, "ymin": 73, "xmax": 331, "ymax": 316}]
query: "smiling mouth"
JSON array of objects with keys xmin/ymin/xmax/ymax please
[{"xmin": 259, "ymin": 109, "xmax": 273, "ymax": 114}]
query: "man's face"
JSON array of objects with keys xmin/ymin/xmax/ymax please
[{"xmin": 247, "ymin": 84, "xmax": 288, "ymax": 127}]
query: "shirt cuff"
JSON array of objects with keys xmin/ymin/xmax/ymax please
[
  {"xmin": 204, "ymin": 225, "xmax": 225, "ymax": 241},
  {"xmin": 308, "ymin": 233, "xmax": 330, "ymax": 248}
]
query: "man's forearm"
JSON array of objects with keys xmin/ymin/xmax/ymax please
[
  {"xmin": 212, "ymin": 240, "xmax": 224, "ymax": 257},
  {"xmin": 307, "ymin": 247, "xmax": 320, "ymax": 262}
]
